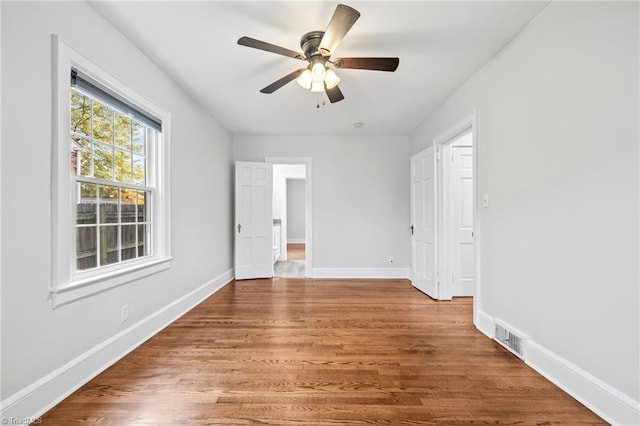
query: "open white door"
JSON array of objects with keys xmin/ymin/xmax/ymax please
[
  {"xmin": 235, "ymin": 161, "xmax": 273, "ymax": 280},
  {"xmin": 410, "ymin": 146, "xmax": 438, "ymax": 298}
]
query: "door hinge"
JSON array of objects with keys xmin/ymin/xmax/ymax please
[{"xmin": 436, "ymin": 151, "xmax": 441, "ymax": 162}]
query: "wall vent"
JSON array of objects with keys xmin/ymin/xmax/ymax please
[{"xmin": 494, "ymin": 322, "xmax": 525, "ymax": 359}]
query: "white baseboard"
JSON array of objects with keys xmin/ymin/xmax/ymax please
[
  {"xmin": 0, "ymin": 268, "xmax": 234, "ymax": 423},
  {"xmin": 526, "ymin": 341, "xmax": 639, "ymax": 425},
  {"xmin": 312, "ymin": 267, "xmax": 410, "ymax": 279},
  {"xmin": 475, "ymin": 309, "xmax": 494, "ymax": 339},
  {"xmin": 286, "ymin": 238, "xmax": 305, "ymax": 244},
  {"xmin": 475, "ymin": 310, "xmax": 640, "ymax": 425}
]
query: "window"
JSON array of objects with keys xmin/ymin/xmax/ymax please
[
  {"xmin": 70, "ymin": 80, "xmax": 155, "ymax": 270},
  {"xmin": 52, "ymin": 37, "xmax": 171, "ymax": 307}
]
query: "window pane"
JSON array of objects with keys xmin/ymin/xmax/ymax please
[
  {"xmin": 121, "ymin": 225, "xmax": 136, "ymax": 261},
  {"xmin": 137, "ymin": 191, "xmax": 148, "ymax": 223},
  {"xmin": 132, "ymin": 154, "xmax": 145, "ymax": 185},
  {"xmin": 71, "ymin": 138, "xmax": 92, "ymax": 177},
  {"xmin": 115, "ymin": 149, "xmax": 132, "ymax": 183},
  {"xmin": 132, "ymin": 121, "xmax": 145, "ymax": 153},
  {"xmin": 70, "ymin": 90, "xmax": 91, "ymax": 137},
  {"xmin": 114, "ymin": 113, "xmax": 132, "ymax": 150},
  {"xmin": 92, "ymin": 101, "xmax": 113, "ymax": 144},
  {"xmin": 138, "ymin": 224, "xmax": 150, "ymax": 257},
  {"xmin": 100, "ymin": 225, "xmax": 119, "ymax": 266},
  {"xmin": 94, "ymin": 143, "xmax": 114, "ymax": 180},
  {"xmin": 120, "ymin": 189, "xmax": 136, "ymax": 223},
  {"xmin": 76, "ymin": 226, "xmax": 97, "ymax": 270},
  {"xmin": 99, "ymin": 185, "xmax": 118, "ymax": 224},
  {"xmin": 77, "ymin": 183, "xmax": 97, "ymax": 224}
]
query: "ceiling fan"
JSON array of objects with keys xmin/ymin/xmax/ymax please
[{"xmin": 237, "ymin": 4, "xmax": 399, "ymax": 104}]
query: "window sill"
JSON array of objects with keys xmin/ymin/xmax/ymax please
[{"xmin": 50, "ymin": 257, "xmax": 173, "ymax": 308}]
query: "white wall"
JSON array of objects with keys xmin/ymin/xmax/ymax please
[
  {"xmin": 1, "ymin": 1, "xmax": 233, "ymax": 400},
  {"xmin": 272, "ymin": 164, "xmax": 305, "ymax": 221},
  {"xmin": 235, "ymin": 135, "xmax": 410, "ymax": 270},
  {"xmin": 287, "ymin": 179, "xmax": 305, "ymax": 242},
  {"xmin": 410, "ymin": 1, "xmax": 639, "ymax": 404}
]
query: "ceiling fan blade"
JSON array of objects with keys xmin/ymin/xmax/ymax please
[
  {"xmin": 238, "ymin": 36, "xmax": 305, "ymax": 60},
  {"xmin": 260, "ymin": 69, "xmax": 305, "ymax": 94},
  {"xmin": 319, "ymin": 4, "xmax": 361, "ymax": 55},
  {"xmin": 334, "ymin": 57, "xmax": 399, "ymax": 72},
  {"xmin": 325, "ymin": 84, "xmax": 345, "ymax": 103}
]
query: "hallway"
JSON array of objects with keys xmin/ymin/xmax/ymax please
[{"xmin": 274, "ymin": 244, "xmax": 305, "ymax": 277}]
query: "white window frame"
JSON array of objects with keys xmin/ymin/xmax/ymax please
[{"xmin": 51, "ymin": 35, "xmax": 172, "ymax": 308}]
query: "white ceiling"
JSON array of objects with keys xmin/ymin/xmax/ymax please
[{"xmin": 90, "ymin": 1, "xmax": 548, "ymax": 136}]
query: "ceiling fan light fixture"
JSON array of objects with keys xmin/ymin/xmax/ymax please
[
  {"xmin": 324, "ymin": 68, "xmax": 340, "ymax": 89},
  {"xmin": 296, "ymin": 69, "xmax": 313, "ymax": 89},
  {"xmin": 310, "ymin": 81, "xmax": 325, "ymax": 93},
  {"xmin": 311, "ymin": 61, "xmax": 326, "ymax": 82}
]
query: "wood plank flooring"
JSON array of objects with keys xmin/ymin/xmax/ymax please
[
  {"xmin": 42, "ymin": 279, "xmax": 604, "ymax": 425},
  {"xmin": 287, "ymin": 243, "xmax": 305, "ymax": 260}
]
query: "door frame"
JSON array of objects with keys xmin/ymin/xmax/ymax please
[
  {"xmin": 433, "ymin": 111, "xmax": 480, "ymax": 325},
  {"xmin": 439, "ymin": 132, "xmax": 473, "ymax": 299},
  {"xmin": 265, "ymin": 157, "xmax": 313, "ymax": 278}
]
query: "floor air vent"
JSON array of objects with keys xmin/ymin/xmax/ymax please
[{"xmin": 494, "ymin": 322, "xmax": 525, "ymax": 359}]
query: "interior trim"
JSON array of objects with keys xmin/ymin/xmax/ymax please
[
  {"xmin": 312, "ymin": 267, "xmax": 410, "ymax": 279},
  {"xmin": 476, "ymin": 310, "xmax": 640, "ymax": 425}
]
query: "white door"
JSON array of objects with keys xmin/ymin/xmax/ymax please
[
  {"xmin": 449, "ymin": 144, "xmax": 475, "ymax": 296},
  {"xmin": 410, "ymin": 147, "xmax": 438, "ymax": 298},
  {"xmin": 235, "ymin": 161, "xmax": 273, "ymax": 279}
]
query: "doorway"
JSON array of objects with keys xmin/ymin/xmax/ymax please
[
  {"xmin": 268, "ymin": 158, "xmax": 313, "ymax": 278},
  {"xmin": 439, "ymin": 130, "xmax": 475, "ymax": 299},
  {"xmin": 410, "ymin": 112, "xmax": 479, "ymax": 320}
]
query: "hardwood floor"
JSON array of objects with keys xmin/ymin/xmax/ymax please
[
  {"xmin": 287, "ymin": 243, "xmax": 305, "ymax": 260},
  {"xmin": 42, "ymin": 279, "xmax": 604, "ymax": 425}
]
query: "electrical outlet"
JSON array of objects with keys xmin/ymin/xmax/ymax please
[
  {"xmin": 121, "ymin": 305, "xmax": 129, "ymax": 322},
  {"xmin": 388, "ymin": 256, "xmax": 395, "ymax": 264}
]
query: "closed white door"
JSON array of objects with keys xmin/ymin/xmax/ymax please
[
  {"xmin": 449, "ymin": 144, "xmax": 474, "ymax": 296},
  {"xmin": 235, "ymin": 161, "xmax": 273, "ymax": 279},
  {"xmin": 410, "ymin": 147, "xmax": 438, "ymax": 299}
]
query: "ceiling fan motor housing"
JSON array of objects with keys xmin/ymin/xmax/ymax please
[{"xmin": 300, "ymin": 31, "xmax": 327, "ymax": 59}]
